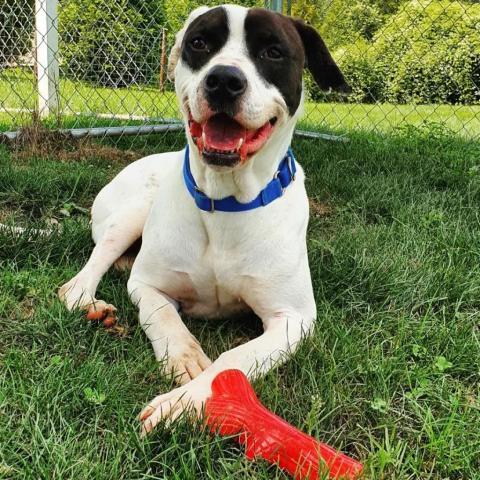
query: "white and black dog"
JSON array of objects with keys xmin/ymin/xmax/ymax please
[{"xmin": 59, "ymin": 4, "xmax": 350, "ymax": 434}]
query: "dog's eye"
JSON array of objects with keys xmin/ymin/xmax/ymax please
[
  {"xmin": 261, "ymin": 47, "xmax": 283, "ymax": 60},
  {"xmin": 190, "ymin": 37, "xmax": 207, "ymax": 51}
]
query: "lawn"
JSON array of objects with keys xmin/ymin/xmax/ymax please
[
  {"xmin": 0, "ymin": 124, "xmax": 479, "ymax": 479},
  {"xmin": 2, "ymin": 67, "xmax": 480, "ymax": 139}
]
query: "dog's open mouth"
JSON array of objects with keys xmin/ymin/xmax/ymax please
[{"xmin": 189, "ymin": 113, "xmax": 277, "ymax": 166}]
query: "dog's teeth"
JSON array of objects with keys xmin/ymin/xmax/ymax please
[
  {"xmin": 202, "ymin": 131, "xmax": 207, "ymax": 146},
  {"xmin": 237, "ymin": 138, "xmax": 244, "ymax": 150},
  {"xmin": 205, "ymin": 148, "xmax": 238, "ymax": 154}
]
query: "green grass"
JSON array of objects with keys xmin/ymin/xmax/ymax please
[
  {"xmin": 1, "ymin": 67, "xmax": 480, "ymax": 139},
  {"xmin": 1, "ymin": 122, "xmax": 480, "ymax": 479}
]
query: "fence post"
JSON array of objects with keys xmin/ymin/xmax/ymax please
[
  {"xmin": 35, "ymin": 0, "xmax": 59, "ymax": 118},
  {"xmin": 269, "ymin": 0, "xmax": 284, "ymax": 13},
  {"xmin": 159, "ymin": 28, "xmax": 167, "ymax": 92}
]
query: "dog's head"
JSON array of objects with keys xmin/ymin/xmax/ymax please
[{"xmin": 169, "ymin": 5, "xmax": 350, "ymax": 169}]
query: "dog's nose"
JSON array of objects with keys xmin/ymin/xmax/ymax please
[{"xmin": 204, "ymin": 65, "xmax": 247, "ymax": 104}]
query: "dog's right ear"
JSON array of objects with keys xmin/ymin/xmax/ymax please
[
  {"xmin": 167, "ymin": 6, "xmax": 211, "ymax": 81},
  {"xmin": 291, "ymin": 19, "xmax": 351, "ymax": 94}
]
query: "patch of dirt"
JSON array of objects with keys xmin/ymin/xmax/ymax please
[
  {"xmin": 0, "ymin": 208, "xmax": 10, "ymax": 222},
  {"xmin": 5, "ymin": 123, "xmax": 140, "ymax": 164},
  {"xmin": 309, "ymin": 198, "xmax": 334, "ymax": 218},
  {"xmin": 19, "ymin": 296, "xmax": 37, "ymax": 320},
  {"xmin": 0, "ymin": 206, "xmax": 24, "ymax": 223},
  {"xmin": 55, "ymin": 143, "xmax": 140, "ymax": 164}
]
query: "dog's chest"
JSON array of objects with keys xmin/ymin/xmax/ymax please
[
  {"xmin": 137, "ymin": 213, "xmax": 259, "ymax": 318},
  {"xmin": 173, "ymin": 268, "xmax": 249, "ymax": 318},
  {"xmin": 145, "ymin": 244, "xmax": 250, "ymax": 318},
  {"xmin": 132, "ymin": 163, "xmax": 308, "ymax": 319}
]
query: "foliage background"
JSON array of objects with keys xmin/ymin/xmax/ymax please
[
  {"xmin": 0, "ymin": 0, "xmax": 35, "ymax": 66},
  {"xmin": 1, "ymin": 0, "xmax": 479, "ymax": 104}
]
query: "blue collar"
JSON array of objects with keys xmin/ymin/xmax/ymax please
[{"xmin": 183, "ymin": 145, "xmax": 297, "ymax": 213}]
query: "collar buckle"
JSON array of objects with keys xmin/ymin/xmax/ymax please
[
  {"xmin": 287, "ymin": 155, "xmax": 296, "ymax": 181},
  {"xmin": 273, "ymin": 170, "xmax": 285, "ymax": 195}
]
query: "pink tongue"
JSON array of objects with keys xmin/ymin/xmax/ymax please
[{"xmin": 203, "ymin": 114, "xmax": 246, "ymax": 150}]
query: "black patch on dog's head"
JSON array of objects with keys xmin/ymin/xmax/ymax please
[
  {"xmin": 181, "ymin": 7, "xmax": 229, "ymax": 72},
  {"xmin": 245, "ymin": 9, "xmax": 305, "ymax": 116},
  {"xmin": 245, "ymin": 8, "xmax": 350, "ymax": 115}
]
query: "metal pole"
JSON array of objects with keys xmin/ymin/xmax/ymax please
[
  {"xmin": 1, "ymin": 124, "xmax": 349, "ymax": 143},
  {"xmin": 270, "ymin": 0, "xmax": 283, "ymax": 13},
  {"xmin": 35, "ymin": 0, "xmax": 59, "ymax": 117}
]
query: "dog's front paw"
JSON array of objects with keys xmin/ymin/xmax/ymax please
[
  {"xmin": 59, "ymin": 278, "xmax": 117, "ymax": 328},
  {"xmin": 58, "ymin": 276, "xmax": 94, "ymax": 311},
  {"xmin": 166, "ymin": 337, "xmax": 212, "ymax": 385},
  {"xmin": 84, "ymin": 300, "xmax": 118, "ymax": 328},
  {"xmin": 139, "ymin": 376, "xmax": 213, "ymax": 436}
]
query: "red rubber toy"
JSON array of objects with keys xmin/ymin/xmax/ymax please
[{"xmin": 205, "ymin": 369, "xmax": 363, "ymax": 480}]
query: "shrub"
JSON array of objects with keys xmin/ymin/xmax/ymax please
[
  {"xmin": 0, "ymin": 0, "xmax": 34, "ymax": 66},
  {"xmin": 59, "ymin": 0, "xmax": 260, "ymax": 88},
  {"xmin": 59, "ymin": 0, "xmax": 165, "ymax": 87},
  {"xmin": 335, "ymin": 40, "xmax": 386, "ymax": 103},
  {"xmin": 336, "ymin": 0, "xmax": 480, "ymax": 104},
  {"xmin": 302, "ymin": 0, "xmax": 389, "ymax": 101},
  {"xmin": 343, "ymin": 2, "xmax": 384, "ymax": 41},
  {"xmin": 319, "ymin": 0, "xmax": 400, "ymax": 50}
]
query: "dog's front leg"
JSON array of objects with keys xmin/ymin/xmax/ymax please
[
  {"xmin": 139, "ymin": 310, "xmax": 314, "ymax": 435},
  {"xmin": 58, "ymin": 202, "xmax": 149, "ymax": 320},
  {"xmin": 128, "ymin": 278, "xmax": 212, "ymax": 385}
]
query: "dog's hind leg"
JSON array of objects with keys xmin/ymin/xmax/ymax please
[
  {"xmin": 58, "ymin": 202, "xmax": 149, "ymax": 325},
  {"xmin": 113, "ymin": 237, "xmax": 142, "ymax": 272}
]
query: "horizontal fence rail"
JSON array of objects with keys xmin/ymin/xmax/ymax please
[{"xmin": 0, "ymin": 0, "xmax": 479, "ymax": 145}]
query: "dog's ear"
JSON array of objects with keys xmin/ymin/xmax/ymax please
[
  {"xmin": 167, "ymin": 6, "xmax": 211, "ymax": 81},
  {"xmin": 291, "ymin": 19, "xmax": 351, "ymax": 94}
]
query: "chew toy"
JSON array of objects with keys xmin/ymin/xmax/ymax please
[{"xmin": 205, "ymin": 369, "xmax": 363, "ymax": 480}]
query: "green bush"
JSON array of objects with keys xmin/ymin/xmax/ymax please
[
  {"xmin": 318, "ymin": 0, "xmax": 403, "ymax": 50},
  {"xmin": 336, "ymin": 0, "xmax": 480, "ymax": 104},
  {"xmin": 59, "ymin": 0, "xmax": 165, "ymax": 87},
  {"xmin": 0, "ymin": 0, "xmax": 34, "ymax": 65},
  {"xmin": 302, "ymin": 0, "xmax": 391, "ymax": 101},
  {"xmin": 335, "ymin": 40, "xmax": 385, "ymax": 103},
  {"xmin": 59, "ymin": 0, "xmax": 260, "ymax": 88}
]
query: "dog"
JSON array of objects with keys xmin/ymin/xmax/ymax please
[{"xmin": 58, "ymin": 4, "xmax": 350, "ymax": 435}]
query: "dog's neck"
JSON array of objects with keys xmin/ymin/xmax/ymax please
[{"xmin": 186, "ymin": 120, "xmax": 296, "ymax": 203}]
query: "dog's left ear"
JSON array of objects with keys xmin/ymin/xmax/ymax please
[{"xmin": 291, "ymin": 19, "xmax": 351, "ymax": 94}]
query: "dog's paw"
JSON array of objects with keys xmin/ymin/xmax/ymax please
[
  {"xmin": 84, "ymin": 300, "xmax": 118, "ymax": 328},
  {"xmin": 59, "ymin": 277, "xmax": 117, "ymax": 328},
  {"xmin": 58, "ymin": 276, "xmax": 94, "ymax": 311},
  {"xmin": 166, "ymin": 338, "xmax": 212, "ymax": 385},
  {"xmin": 139, "ymin": 376, "xmax": 213, "ymax": 436}
]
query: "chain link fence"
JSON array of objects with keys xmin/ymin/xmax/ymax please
[{"xmin": 1, "ymin": 0, "xmax": 479, "ymax": 146}]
